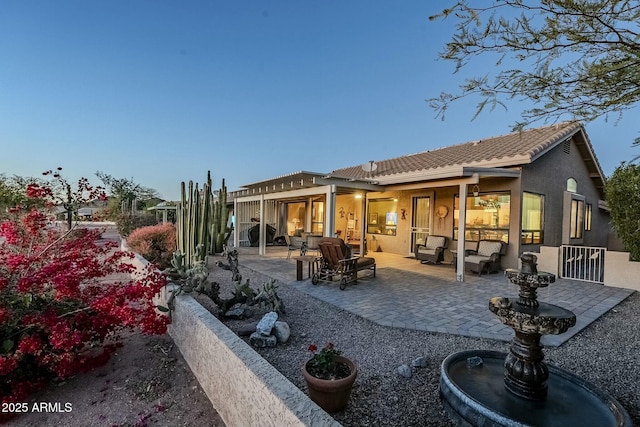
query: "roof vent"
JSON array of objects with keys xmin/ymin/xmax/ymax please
[
  {"xmin": 563, "ymin": 139, "xmax": 571, "ymax": 154},
  {"xmin": 472, "ymin": 140, "xmax": 482, "ymax": 146}
]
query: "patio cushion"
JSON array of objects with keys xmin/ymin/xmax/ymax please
[
  {"xmin": 465, "ymin": 255, "xmax": 489, "ymax": 265},
  {"xmin": 425, "ymin": 235, "xmax": 446, "ymax": 250},
  {"xmin": 357, "ymin": 257, "xmax": 376, "ymax": 269},
  {"xmin": 477, "ymin": 241, "xmax": 503, "ymax": 257},
  {"xmin": 417, "ymin": 247, "xmax": 437, "ymax": 256}
]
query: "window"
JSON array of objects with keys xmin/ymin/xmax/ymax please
[
  {"xmin": 287, "ymin": 202, "xmax": 306, "ymax": 236},
  {"xmin": 570, "ymin": 199, "xmax": 584, "ymax": 239},
  {"xmin": 585, "ymin": 203, "xmax": 592, "ymax": 231},
  {"xmin": 567, "ymin": 178, "xmax": 577, "ymax": 193},
  {"xmin": 521, "ymin": 192, "xmax": 544, "ymax": 244},
  {"xmin": 454, "ymin": 192, "xmax": 510, "ymax": 243},
  {"xmin": 367, "ymin": 198, "xmax": 398, "ymax": 236}
]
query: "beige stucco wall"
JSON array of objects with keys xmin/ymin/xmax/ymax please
[
  {"xmin": 534, "ymin": 246, "xmax": 560, "ymax": 276},
  {"xmin": 604, "ymin": 251, "xmax": 640, "ymax": 291},
  {"xmin": 535, "ymin": 246, "xmax": 640, "ymax": 291},
  {"xmin": 364, "ymin": 190, "xmax": 418, "ymax": 255}
]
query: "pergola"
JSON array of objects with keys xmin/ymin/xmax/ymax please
[{"xmin": 147, "ymin": 203, "xmax": 177, "ymax": 223}]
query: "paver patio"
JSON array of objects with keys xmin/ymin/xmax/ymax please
[{"xmin": 234, "ymin": 248, "xmax": 634, "ymax": 347}]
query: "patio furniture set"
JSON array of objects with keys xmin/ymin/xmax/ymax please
[
  {"xmin": 290, "ymin": 236, "xmax": 376, "ymax": 290},
  {"xmin": 290, "ymin": 234, "xmax": 505, "ymax": 290},
  {"xmin": 415, "ymin": 236, "xmax": 507, "ymax": 276}
]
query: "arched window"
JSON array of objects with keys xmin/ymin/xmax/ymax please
[{"xmin": 566, "ymin": 178, "xmax": 577, "ymax": 193}]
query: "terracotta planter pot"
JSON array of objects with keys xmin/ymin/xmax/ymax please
[{"xmin": 302, "ymin": 356, "xmax": 357, "ymax": 413}]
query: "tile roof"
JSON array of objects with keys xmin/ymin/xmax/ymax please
[{"xmin": 328, "ymin": 122, "xmax": 585, "ymax": 181}]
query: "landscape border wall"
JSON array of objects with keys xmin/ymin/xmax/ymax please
[{"xmin": 124, "ymin": 245, "xmax": 339, "ymax": 427}]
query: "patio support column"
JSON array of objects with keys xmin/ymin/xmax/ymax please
[
  {"xmin": 457, "ymin": 183, "xmax": 468, "ymax": 282},
  {"xmin": 359, "ymin": 193, "xmax": 366, "ymax": 254},
  {"xmin": 259, "ymin": 195, "xmax": 266, "ymax": 255},
  {"xmin": 306, "ymin": 197, "xmax": 314, "ymax": 233},
  {"xmin": 325, "ymin": 185, "xmax": 336, "ymax": 237},
  {"xmin": 233, "ymin": 198, "xmax": 239, "ymax": 249}
]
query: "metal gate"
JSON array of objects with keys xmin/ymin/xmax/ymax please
[{"xmin": 560, "ymin": 245, "xmax": 606, "ymax": 284}]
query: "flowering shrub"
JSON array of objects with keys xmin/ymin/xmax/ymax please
[
  {"xmin": 306, "ymin": 343, "xmax": 351, "ymax": 380},
  {"xmin": 0, "ymin": 182, "xmax": 169, "ymax": 420},
  {"xmin": 126, "ymin": 222, "xmax": 177, "ymax": 269}
]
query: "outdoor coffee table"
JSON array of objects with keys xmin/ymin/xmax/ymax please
[{"xmin": 292, "ymin": 255, "xmax": 319, "ymax": 281}]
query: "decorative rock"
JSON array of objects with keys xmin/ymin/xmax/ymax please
[
  {"xmin": 411, "ymin": 356, "xmax": 429, "ymax": 368},
  {"xmin": 249, "ymin": 332, "xmax": 277, "ymax": 348},
  {"xmin": 273, "ymin": 321, "xmax": 290, "ymax": 343},
  {"xmin": 300, "ymin": 332, "xmax": 307, "ymax": 338},
  {"xmin": 237, "ymin": 322, "xmax": 258, "ymax": 337},
  {"xmin": 225, "ymin": 304, "xmax": 252, "ymax": 319},
  {"xmin": 467, "ymin": 356, "xmax": 483, "ymax": 368},
  {"xmin": 396, "ymin": 364, "xmax": 412, "ymax": 378},
  {"xmin": 256, "ymin": 311, "xmax": 278, "ymax": 336}
]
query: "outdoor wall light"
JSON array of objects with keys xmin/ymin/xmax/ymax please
[{"xmin": 472, "ymin": 184, "xmax": 480, "ymax": 197}]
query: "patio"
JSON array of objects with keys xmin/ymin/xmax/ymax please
[{"xmin": 233, "ymin": 247, "xmax": 634, "ymax": 347}]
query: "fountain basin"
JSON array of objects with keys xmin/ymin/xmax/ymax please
[
  {"xmin": 440, "ymin": 350, "xmax": 632, "ymax": 427},
  {"xmin": 489, "ymin": 298, "xmax": 576, "ymax": 335},
  {"xmin": 504, "ymin": 270, "xmax": 555, "ymax": 287}
]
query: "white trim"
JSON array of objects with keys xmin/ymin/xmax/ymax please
[{"xmin": 235, "ymin": 186, "xmax": 331, "ymax": 202}]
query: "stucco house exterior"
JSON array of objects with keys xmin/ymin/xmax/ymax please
[{"xmin": 230, "ymin": 122, "xmax": 618, "ymax": 282}]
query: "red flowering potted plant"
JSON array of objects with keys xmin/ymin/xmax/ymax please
[{"xmin": 302, "ymin": 343, "xmax": 357, "ymax": 413}]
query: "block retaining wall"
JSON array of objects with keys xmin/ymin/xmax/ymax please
[{"xmin": 124, "ymin": 245, "xmax": 340, "ymax": 427}]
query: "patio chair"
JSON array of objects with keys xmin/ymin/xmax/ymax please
[
  {"xmin": 464, "ymin": 240, "xmax": 507, "ymax": 275},
  {"xmin": 312, "ymin": 237, "xmax": 376, "ymax": 290},
  {"xmin": 415, "ymin": 235, "xmax": 448, "ymax": 264},
  {"xmin": 285, "ymin": 235, "xmax": 307, "ymax": 260},
  {"xmin": 305, "ymin": 235, "xmax": 322, "ymax": 256}
]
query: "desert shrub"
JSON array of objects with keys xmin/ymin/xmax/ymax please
[
  {"xmin": 127, "ymin": 223, "xmax": 177, "ymax": 269},
  {"xmin": 116, "ymin": 212, "xmax": 157, "ymax": 237},
  {"xmin": 0, "ymin": 185, "xmax": 169, "ymax": 420},
  {"xmin": 605, "ymin": 162, "xmax": 640, "ymax": 261}
]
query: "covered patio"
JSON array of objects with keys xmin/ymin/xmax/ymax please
[{"xmin": 231, "ymin": 247, "xmax": 634, "ymax": 347}]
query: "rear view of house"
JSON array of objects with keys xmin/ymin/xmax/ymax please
[{"xmin": 231, "ymin": 122, "xmax": 631, "ymax": 283}]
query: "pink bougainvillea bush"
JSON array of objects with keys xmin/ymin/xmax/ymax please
[
  {"xmin": 0, "ymin": 181, "xmax": 169, "ymax": 420},
  {"xmin": 126, "ymin": 222, "xmax": 177, "ymax": 270}
]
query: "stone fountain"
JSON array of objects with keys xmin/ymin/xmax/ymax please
[{"xmin": 439, "ymin": 253, "xmax": 632, "ymax": 427}]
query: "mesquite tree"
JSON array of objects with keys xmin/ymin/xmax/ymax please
[{"xmin": 429, "ymin": 0, "xmax": 640, "ymax": 143}]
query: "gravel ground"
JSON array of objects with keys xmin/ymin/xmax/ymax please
[{"xmin": 201, "ymin": 261, "xmax": 640, "ymax": 427}]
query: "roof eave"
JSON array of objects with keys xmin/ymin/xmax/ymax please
[{"xmin": 373, "ymin": 164, "xmax": 522, "ymax": 185}]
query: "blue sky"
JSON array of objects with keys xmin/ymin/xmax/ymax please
[{"xmin": 1, "ymin": 1, "xmax": 637, "ymax": 201}]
